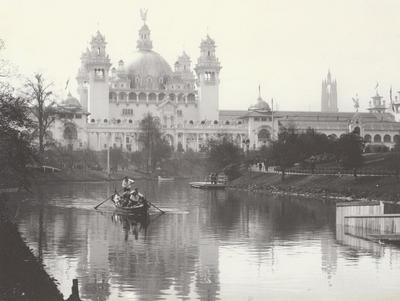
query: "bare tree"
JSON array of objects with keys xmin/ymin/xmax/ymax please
[
  {"xmin": 0, "ymin": 39, "xmax": 8, "ymax": 78},
  {"xmin": 25, "ymin": 73, "xmax": 56, "ymax": 157},
  {"xmin": 0, "ymin": 39, "xmax": 16, "ymax": 94}
]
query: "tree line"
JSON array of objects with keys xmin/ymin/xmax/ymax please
[{"xmin": 206, "ymin": 126, "xmax": 400, "ymax": 180}]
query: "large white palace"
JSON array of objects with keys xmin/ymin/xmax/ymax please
[{"xmin": 50, "ymin": 12, "xmax": 400, "ymax": 152}]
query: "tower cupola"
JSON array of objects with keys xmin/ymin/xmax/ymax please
[
  {"xmin": 136, "ymin": 9, "xmax": 153, "ymax": 51},
  {"xmin": 368, "ymin": 91, "xmax": 386, "ymax": 113},
  {"xmin": 90, "ymin": 31, "xmax": 107, "ymax": 57},
  {"xmin": 175, "ymin": 51, "xmax": 191, "ymax": 73}
]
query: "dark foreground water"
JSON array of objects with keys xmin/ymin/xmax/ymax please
[{"xmin": 14, "ymin": 180, "xmax": 400, "ymax": 300}]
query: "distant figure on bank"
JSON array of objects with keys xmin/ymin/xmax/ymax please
[
  {"xmin": 210, "ymin": 173, "xmax": 217, "ymax": 184},
  {"xmin": 258, "ymin": 162, "xmax": 263, "ymax": 171},
  {"xmin": 122, "ymin": 176, "xmax": 135, "ymax": 192}
]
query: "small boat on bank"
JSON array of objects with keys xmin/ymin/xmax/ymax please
[
  {"xmin": 111, "ymin": 192, "xmax": 150, "ymax": 215},
  {"xmin": 189, "ymin": 182, "xmax": 227, "ymax": 189},
  {"xmin": 158, "ymin": 175, "xmax": 175, "ymax": 181},
  {"xmin": 190, "ymin": 172, "xmax": 228, "ymax": 189}
]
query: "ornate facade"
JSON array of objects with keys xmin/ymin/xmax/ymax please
[{"xmin": 50, "ymin": 12, "xmax": 400, "ymax": 152}]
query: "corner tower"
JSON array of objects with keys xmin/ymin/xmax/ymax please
[
  {"xmin": 80, "ymin": 31, "xmax": 111, "ymax": 119},
  {"xmin": 321, "ymin": 70, "xmax": 338, "ymax": 112},
  {"xmin": 195, "ymin": 35, "xmax": 221, "ymax": 121}
]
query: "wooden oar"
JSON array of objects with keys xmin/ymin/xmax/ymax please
[
  {"xmin": 94, "ymin": 188, "xmax": 123, "ymax": 210},
  {"xmin": 144, "ymin": 198, "xmax": 165, "ymax": 214}
]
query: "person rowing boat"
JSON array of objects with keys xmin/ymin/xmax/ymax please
[{"xmin": 122, "ymin": 176, "xmax": 135, "ymax": 192}]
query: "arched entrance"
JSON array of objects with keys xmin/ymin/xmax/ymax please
[
  {"xmin": 258, "ymin": 128, "xmax": 271, "ymax": 144},
  {"xmin": 163, "ymin": 134, "xmax": 174, "ymax": 148},
  {"xmin": 353, "ymin": 126, "xmax": 360, "ymax": 135},
  {"xmin": 63, "ymin": 123, "xmax": 78, "ymax": 150}
]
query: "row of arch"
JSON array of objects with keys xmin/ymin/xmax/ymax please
[
  {"xmin": 327, "ymin": 133, "xmax": 400, "ymax": 143},
  {"xmin": 109, "ymin": 91, "xmax": 196, "ymax": 103},
  {"xmin": 123, "ymin": 75, "xmax": 194, "ymax": 91},
  {"xmin": 364, "ymin": 134, "xmax": 400, "ymax": 143},
  {"xmin": 88, "ymin": 118, "xmax": 244, "ymax": 126}
]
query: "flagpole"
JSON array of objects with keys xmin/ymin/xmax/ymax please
[{"xmin": 271, "ymin": 98, "xmax": 274, "ymax": 140}]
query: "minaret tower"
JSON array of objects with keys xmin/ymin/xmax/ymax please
[
  {"xmin": 195, "ymin": 35, "xmax": 222, "ymax": 121},
  {"xmin": 391, "ymin": 91, "xmax": 400, "ymax": 121},
  {"xmin": 80, "ymin": 31, "xmax": 111, "ymax": 119}
]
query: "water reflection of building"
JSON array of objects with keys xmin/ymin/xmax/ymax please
[
  {"xmin": 320, "ymin": 228, "xmax": 338, "ymax": 284},
  {"xmin": 18, "ymin": 182, "xmax": 384, "ymax": 299},
  {"xmin": 335, "ymin": 224, "xmax": 384, "ymax": 258},
  {"xmin": 221, "ymin": 191, "xmax": 341, "ymax": 285}
]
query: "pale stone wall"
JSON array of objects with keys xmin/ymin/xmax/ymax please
[
  {"xmin": 88, "ymin": 74, "xmax": 110, "ymax": 119},
  {"xmin": 50, "ymin": 117, "xmax": 88, "ymax": 150}
]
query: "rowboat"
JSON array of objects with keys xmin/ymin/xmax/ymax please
[
  {"xmin": 158, "ymin": 176, "xmax": 175, "ymax": 181},
  {"xmin": 111, "ymin": 193, "xmax": 150, "ymax": 215}
]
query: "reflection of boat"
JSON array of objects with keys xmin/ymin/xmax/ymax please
[
  {"xmin": 158, "ymin": 176, "xmax": 175, "ymax": 181},
  {"xmin": 111, "ymin": 192, "xmax": 150, "ymax": 215},
  {"xmin": 111, "ymin": 213, "xmax": 149, "ymax": 240}
]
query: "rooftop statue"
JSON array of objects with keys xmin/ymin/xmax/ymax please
[{"xmin": 140, "ymin": 8, "xmax": 148, "ymax": 23}]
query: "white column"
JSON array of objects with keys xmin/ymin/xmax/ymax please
[
  {"xmin": 110, "ymin": 132, "xmax": 115, "ymax": 148},
  {"xmin": 96, "ymin": 132, "xmax": 100, "ymax": 150},
  {"xmin": 181, "ymin": 132, "xmax": 185, "ymax": 151}
]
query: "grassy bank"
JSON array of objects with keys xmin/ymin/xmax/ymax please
[
  {"xmin": 0, "ymin": 196, "xmax": 64, "ymax": 301},
  {"xmin": 229, "ymin": 172, "xmax": 400, "ymax": 202}
]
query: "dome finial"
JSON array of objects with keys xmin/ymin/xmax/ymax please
[
  {"xmin": 137, "ymin": 9, "xmax": 153, "ymax": 51},
  {"xmin": 258, "ymin": 84, "xmax": 261, "ymax": 99}
]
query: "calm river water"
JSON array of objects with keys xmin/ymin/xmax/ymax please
[{"xmin": 15, "ymin": 180, "xmax": 400, "ymax": 300}]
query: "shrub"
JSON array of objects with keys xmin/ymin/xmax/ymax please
[{"xmin": 365, "ymin": 144, "xmax": 389, "ymax": 153}]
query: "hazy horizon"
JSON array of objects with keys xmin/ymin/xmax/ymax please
[{"xmin": 2, "ymin": 0, "xmax": 400, "ymax": 113}]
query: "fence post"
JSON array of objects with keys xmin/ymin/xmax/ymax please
[{"xmin": 66, "ymin": 279, "xmax": 81, "ymax": 301}]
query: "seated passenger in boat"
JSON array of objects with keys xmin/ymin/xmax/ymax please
[
  {"xmin": 117, "ymin": 195, "xmax": 129, "ymax": 207},
  {"xmin": 128, "ymin": 189, "xmax": 140, "ymax": 207}
]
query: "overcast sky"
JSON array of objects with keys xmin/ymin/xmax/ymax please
[{"xmin": 2, "ymin": 0, "xmax": 400, "ymax": 112}]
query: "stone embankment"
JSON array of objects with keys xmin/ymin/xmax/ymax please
[{"xmin": 228, "ymin": 172, "xmax": 400, "ymax": 203}]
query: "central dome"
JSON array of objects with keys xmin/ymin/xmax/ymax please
[{"xmin": 126, "ymin": 50, "xmax": 172, "ymax": 78}]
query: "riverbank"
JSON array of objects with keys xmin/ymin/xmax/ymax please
[
  {"xmin": 0, "ymin": 195, "xmax": 65, "ymax": 301},
  {"xmin": 229, "ymin": 172, "xmax": 400, "ymax": 202}
]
